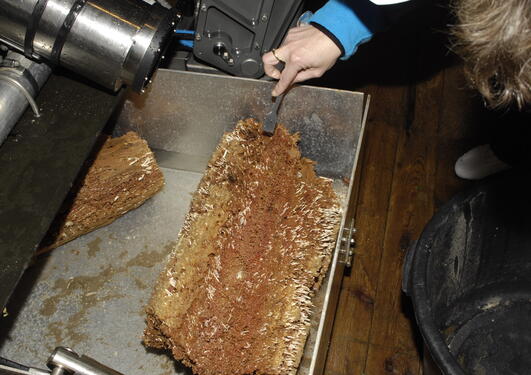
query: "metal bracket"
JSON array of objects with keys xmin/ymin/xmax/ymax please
[{"xmin": 339, "ymin": 220, "xmax": 356, "ymax": 267}]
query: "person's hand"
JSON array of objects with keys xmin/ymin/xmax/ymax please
[{"xmin": 262, "ymin": 24, "xmax": 341, "ymax": 96}]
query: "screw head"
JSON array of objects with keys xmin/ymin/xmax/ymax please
[
  {"xmin": 195, "ymin": 33, "xmax": 202, "ymax": 41},
  {"xmin": 261, "ymin": 14, "xmax": 268, "ymax": 22}
]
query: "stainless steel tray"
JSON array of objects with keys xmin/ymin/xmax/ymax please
[{"xmin": 0, "ymin": 69, "xmax": 367, "ymax": 375}]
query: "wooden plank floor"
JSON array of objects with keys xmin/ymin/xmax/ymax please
[{"xmin": 313, "ymin": 2, "xmax": 490, "ymax": 374}]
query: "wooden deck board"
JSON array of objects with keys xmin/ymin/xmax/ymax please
[
  {"xmin": 324, "ymin": 83, "xmax": 404, "ymax": 373},
  {"xmin": 320, "ymin": 1, "xmax": 486, "ymax": 373}
]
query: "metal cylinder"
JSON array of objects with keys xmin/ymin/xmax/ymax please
[
  {"xmin": 0, "ymin": 50, "xmax": 52, "ymax": 144},
  {"xmin": 0, "ymin": 0, "xmax": 178, "ymax": 92},
  {"xmin": 48, "ymin": 347, "xmax": 125, "ymax": 375}
]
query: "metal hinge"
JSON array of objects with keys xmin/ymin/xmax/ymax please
[{"xmin": 339, "ymin": 220, "xmax": 356, "ymax": 267}]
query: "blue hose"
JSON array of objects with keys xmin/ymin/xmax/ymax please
[{"xmin": 174, "ymin": 29, "xmax": 194, "ymax": 49}]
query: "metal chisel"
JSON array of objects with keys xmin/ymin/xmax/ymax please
[
  {"xmin": 262, "ymin": 61, "xmax": 286, "ymax": 136},
  {"xmin": 262, "ymin": 92, "xmax": 285, "ymax": 136}
]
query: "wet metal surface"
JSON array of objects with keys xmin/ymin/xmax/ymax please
[
  {"xmin": 1, "ymin": 69, "xmax": 367, "ymax": 375},
  {"xmin": 0, "ymin": 168, "xmax": 202, "ymax": 375},
  {"xmin": 116, "ymin": 69, "xmax": 365, "ymax": 179},
  {"xmin": 115, "ymin": 70, "xmax": 367, "ymax": 374}
]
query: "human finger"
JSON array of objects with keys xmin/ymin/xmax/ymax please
[
  {"xmin": 262, "ymin": 49, "xmax": 287, "ymax": 79},
  {"xmin": 272, "ymin": 62, "xmax": 300, "ymax": 96},
  {"xmin": 263, "ymin": 58, "xmax": 281, "ymax": 78},
  {"xmin": 262, "ymin": 50, "xmax": 280, "ymax": 65},
  {"xmin": 262, "ymin": 52, "xmax": 278, "ymax": 78}
]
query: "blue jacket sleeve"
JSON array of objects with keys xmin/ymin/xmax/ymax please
[{"xmin": 308, "ymin": 0, "xmax": 387, "ymax": 60}]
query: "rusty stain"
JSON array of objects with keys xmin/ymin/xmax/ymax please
[
  {"xmin": 38, "ymin": 240, "xmax": 176, "ymax": 351},
  {"xmin": 164, "ymin": 241, "xmax": 177, "ymax": 253},
  {"xmin": 87, "ymin": 237, "xmax": 103, "ymax": 258},
  {"xmin": 134, "ymin": 278, "xmax": 147, "ymax": 289},
  {"xmin": 41, "ymin": 265, "xmax": 125, "ymax": 349},
  {"xmin": 125, "ymin": 249, "xmax": 167, "ymax": 268}
]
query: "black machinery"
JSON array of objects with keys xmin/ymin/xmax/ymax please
[
  {"xmin": 0, "ymin": 0, "xmax": 304, "ymax": 143},
  {"xmin": 0, "ymin": 0, "xmax": 303, "ymax": 88}
]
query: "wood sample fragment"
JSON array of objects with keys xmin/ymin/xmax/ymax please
[
  {"xmin": 144, "ymin": 119, "xmax": 341, "ymax": 375},
  {"xmin": 38, "ymin": 132, "xmax": 164, "ymax": 253}
]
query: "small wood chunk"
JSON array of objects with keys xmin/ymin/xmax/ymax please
[
  {"xmin": 38, "ymin": 132, "xmax": 164, "ymax": 253},
  {"xmin": 144, "ymin": 119, "xmax": 341, "ymax": 375}
]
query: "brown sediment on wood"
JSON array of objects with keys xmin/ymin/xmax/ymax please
[{"xmin": 144, "ymin": 119, "xmax": 341, "ymax": 375}]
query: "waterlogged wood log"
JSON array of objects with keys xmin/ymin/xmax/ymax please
[
  {"xmin": 38, "ymin": 132, "xmax": 164, "ymax": 253},
  {"xmin": 144, "ymin": 119, "xmax": 341, "ymax": 375}
]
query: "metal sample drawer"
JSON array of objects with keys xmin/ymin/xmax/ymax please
[{"xmin": 0, "ymin": 69, "xmax": 367, "ymax": 375}]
